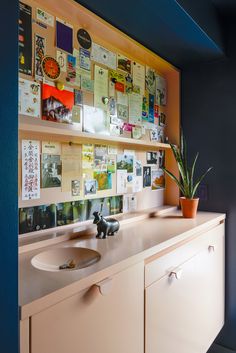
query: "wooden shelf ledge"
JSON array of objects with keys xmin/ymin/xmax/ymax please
[{"xmin": 19, "ymin": 116, "xmax": 171, "ymax": 150}]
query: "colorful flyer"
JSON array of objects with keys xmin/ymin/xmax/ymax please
[
  {"xmin": 56, "ymin": 50, "xmax": 67, "ymax": 73},
  {"xmin": 19, "ymin": 78, "xmax": 41, "ymax": 118},
  {"xmin": 94, "ymin": 172, "xmax": 112, "ymax": 191},
  {"xmin": 79, "ymin": 48, "xmax": 91, "ymax": 71},
  {"xmin": 66, "ymin": 54, "xmax": 76, "ymax": 84},
  {"xmin": 35, "ymin": 34, "xmax": 46, "ymax": 81},
  {"xmin": 148, "ymin": 94, "xmax": 155, "ymax": 123},
  {"xmin": 22, "ymin": 140, "xmax": 40, "ymax": 200},
  {"xmin": 94, "ymin": 65, "xmax": 109, "ymax": 111},
  {"xmin": 142, "ymin": 95, "xmax": 149, "ymax": 121},
  {"xmin": 36, "ymin": 8, "xmax": 54, "ymax": 27},
  {"xmin": 91, "ymin": 42, "xmax": 116, "ymax": 69},
  {"xmin": 117, "ymin": 53, "xmax": 132, "ymax": 74},
  {"xmin": 109, "ymin": 70, "xmax": 125, "ymax": 93},
  {"xmin": 42, "ymin": 83, "xmax": 74, "ymax": 123},
  {"xmin": 56, "ymin": 18, "xmax": 73, "ymax": 54},
  {"xmin": 82, "ymin": 144, "xmax": 94, "ymax": 169},
  {"xmin": 129, "ymin": 93, "xmax": 142, "ymax": 125},
  {"xmin": 19, "ymin": 2, "xmax": 32, "ymax": 75}
]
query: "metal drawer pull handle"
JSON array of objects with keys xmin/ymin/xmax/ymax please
[
  {"xmin": 169, "ymin": 268, "xmax": 182, "ymax": 280},
  {"xmin": 208, "ymin": 245, "xmax": 215, "ymax": 252},
  {"xmin": 95, "ymin": 278, "xmax": 113, "ymax": 296}
]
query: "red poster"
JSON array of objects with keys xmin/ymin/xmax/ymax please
[{"xmin": 42, "ymin": 84, "xmax": 74, "ymax": 124}]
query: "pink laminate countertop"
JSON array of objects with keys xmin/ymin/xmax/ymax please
[{"xmin": 19, "ymin": 210, "xmax": 225, "ymax": 319}]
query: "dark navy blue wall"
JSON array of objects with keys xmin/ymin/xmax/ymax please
[
  {"xmin": 0, "ymin": 1, "xmax": 19, "ymax": 353},
  {"xmin": 182, "ymin": 18, "xmax": 236, "ymax": 352}
]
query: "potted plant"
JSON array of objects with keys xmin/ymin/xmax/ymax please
[{"xmin": 162, "ymin": 131, "xmax": 212, "ymax": 218}]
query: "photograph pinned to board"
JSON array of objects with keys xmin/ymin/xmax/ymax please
[
  {"xmin": 125, "ymin": 74, "xmax": 133, "ymax": 94},
  {"xmin": 82, "ymin": 144, "xmax": 94, "ymax": 169},
  {"xmin": 147, "ymin": 151, "xmax": 158, "ymax": 165},
  {"xmin": 150, "ymin": 127, "xmax": 158, "ymax": 141},
  {"xmin": 132, "ymin": 62, "xmax": 145, "ymax": 95},
  {"xmin": 36, "ymin": 8, "xmax": 54, "ymax": 27},
  {"xmin": 158, "ymin": 150, "xmax": 165, "ymax": 168},
  {"xmin": 145, "ymin": 66, "xmax": 156, "ymax": 95},
  {"xmin": 159, "ymin": 112, "xmax": 166, "ymax": 127},
  {"xmin": 151, "ymin": 169, "xmax": 165, "ymax": 190},
  {"xmin": 143, "ymin": 166, "xmax": 151, "ymax": 188},
  {"xmin": 56, "ymin": 50, "xmax": 67, "ymax": 73},
  {"xmin": 42, "ymin": 82, "xmax": 74, "ymax": 123},
  {"xmin": 117, "ymin": 154, "xmax": 134, "ymax": 173},
  {"xmin": 35, "ymin": 34, "xmax": 46, "ymax": 81},
  {"xmin": 106, "ymin": 157, "xmax": 116, "ymax": 173},
  {"xmin": 156, "ymin": 74, "xmax": 167, "ymax": 106},
  {"xmin": 117, "ymin": 170, "xmax": 127, "ymax": 194},
  {"xmin": 83, "ymin": 105, "xmax": 110, "ymax": 135},
  {"xmin": 84, "ymin": 179, "xmax": 97, "ymax": 196},
  {"xmin": 19, "ymin": 2, "xmax": 32, "ymax": 75},
  {"xmin": 19, "ymin": 204, "xmax": 56, "ymax": 234},
  {"xmin": 117, "ymin": 53, "xmax": 132, "ymax": 74},
  {"xmin": 41, "ymin": 154, "xmax": 62, "ymax": 188},
  {"xmin": 135, "ymin": 160, "xmax": 142, "ymax": 177},
  {"xmin": 94, "ymin": 159, "xmax": 107, "ymax": 172},
  {"xmin": 22, "ymin": 140, "xmax": 40, "ymax": 200},
  {"xmin": 19, "ymin": 78, "xmax": 41, "ymax": 118},
  {"xmin": 57, "ymin": 201, "xmax": 87, "ymax": 226},
  {"xmin": 66, "ymin": 54, "xmax": 76, "ymax": 84},
  {"xmin": 71, "ymin": 180, "xmax": 80, "ymax": 196},
  {"xmin": 94, "ymin": 171, "xmax": 112, "ymax": 191},
  {"xmin": 56, "ymin": 18, "xmax": 73, "ymax": 54},
  {"xmin": 91, "ymin": 42, "xmax": 116, "ymax": 70},
  {"xmin": 117, "ymin": 104, "xmax": 128, "ymax": 121},
  {"xmin": 94, "ymin": 144, "xmax": 108, "ymax": 160}
]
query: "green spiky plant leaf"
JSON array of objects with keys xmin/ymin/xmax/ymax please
[{"xmin": 162, "ymin": 130, "xmax": 212, "ymax": 199}]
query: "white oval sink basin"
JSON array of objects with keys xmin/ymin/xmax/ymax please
[{"xmin": 31, "ymin": 247, "xmax": 101, "ymax": 272}]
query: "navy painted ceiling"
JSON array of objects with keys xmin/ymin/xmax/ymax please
[
  {"xmin": 212, "ymin": 0, "xmax": 236, "ymax": 14},
  {"xmin": 75, "ymin": 0, "xmax": 225, "ymax": 68}
]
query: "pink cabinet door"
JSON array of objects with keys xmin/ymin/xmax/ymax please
[
  {"xmin": 145, "ymin": 225, "xmax": 224, "ymax": 353},
  {"xmin": 31, "ymin": 262, "xmax": 144, "ymax": 353}
]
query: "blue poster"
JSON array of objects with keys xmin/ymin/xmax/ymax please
[{"xmin": 148, "ymin": 94, "xmax": 154, "ymax": 123}]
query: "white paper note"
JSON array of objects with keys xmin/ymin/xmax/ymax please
[
  {"xmin": 117, "ymin": 170, "xmax": 127, "ymax": 194},
  {"xmin": 19, "ymin": 79, "xmax": 41, "ymax": 118},
  {"xmin": 133, "ymin": 62, "xmax": 145, "ymax": 95},
  {"xmin": 94, "ymin": 65, "xmax": 109, "ymax": 111},
  {"xmin": 22, "ymin": 140, "xmax": 40, "ymax": 200},
  {"xmin": 91, "ymin": 43, "xmax": 116, "ymax": 69},
  {"xmin": 129, "ymin": 93, "xmax": 142, "ymax": 125}
]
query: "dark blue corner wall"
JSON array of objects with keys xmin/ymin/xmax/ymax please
[
  {"xmin": 0, "ymin": 1, "xmax": 19, "ymax": 353},
  {"xmin": 182, "ymin": 18, "xmax": 236, "ymax": 352}
]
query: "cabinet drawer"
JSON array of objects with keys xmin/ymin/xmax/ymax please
[
  {"xmin": 31, "ymin": 262, "xmax": 144, "ymax": 353},
  {"xmin": 145, "ymin": 222, "xmax": 224, "ymax": 287}
]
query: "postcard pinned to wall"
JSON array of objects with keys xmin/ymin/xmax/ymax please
[
  {"xmin": 117, "ymin": 154, "xmax": 134, "ymax": 173},
  {"xmin": 91, "ymin": 42, "xmax": 116, "ymax": 70},
  {"xmin": 82, "ymin": 144, "xmax": 94, "ymax": 169},
  {"xmin": 117, "ymin": 170, "xmax": 127, "ymax": 194},
  {"xmin": 129, "ymin": 93, "xmax": 142, "ymax": 125},
  {"xmin": 22, "ymin": 140, "xmax": 40, "ymax": 200},
  {"xmin": 151, "ymin": 169, "xmax": 165, "ymax": 190},
  {"xmin": 79, "ymin": 48, "xmax": 91, "ymax": 71},
  {"xmin": 84, "ymin": 179, "xmax": 97, "ymax": 196},
  {"xmin": 94, "ymin": 172, "xmax": 112, "ymax": 191},
  {"xmin": 81, "ymin": 77, "xmax": 94, "ymax": 92},
  {"xmin": 108, "ymin": 146, "xmax": 118, "ymax": 155},
  {"xmin": 94, "ymin": 65, "xmax": 109, "ymax": 111},
  {"xmin": 117, "ymin": 53, "xmax": 132, "ymax": 74},
  {"xmin": 36, "ymin": 8, "xmax": 54, "ymax": 27},
  {"xmin": 156, "ymin": 74, "xmax": 167, "ymax": 106},
  {"xmin": 42, "ymin": 141, "xmax": 61, "ymax": 155},
  {"xmin": 19, "ymin": 78, "xmax": 41, "ymax": 118},
  {"xmin": 42, "ymin": 154, "xmax": 62, "ymax": 188},
  {"xmin": 35, "ymin": 34, "xmax": 46, "ymax": 81},
  {"xmin": 132, "ymin": 62, "xmax": 145, "ymax": 95},
  {"xmin": 133, "ymin": 176, "xmax": 143, "ymax": 193}
]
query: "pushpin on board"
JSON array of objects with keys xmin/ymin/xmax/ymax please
[{"xmin": 56, "ymin": 82, "xmax": 65, "ymax": 91}]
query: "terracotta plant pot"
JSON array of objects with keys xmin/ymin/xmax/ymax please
[{"xmin": 180, "ymin": 197, "xmax": 199, "ymax": 218}]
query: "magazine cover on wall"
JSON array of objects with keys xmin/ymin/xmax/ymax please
[
  {"xmin": 42, "ymin": 82, "xmax": 74, "ymax": 123},
  {"xmin": 19, "ymin": 204, "xmax": 56, "ymax": 234}
]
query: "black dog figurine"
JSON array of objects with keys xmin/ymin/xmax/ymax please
[{"xmin": 93, "ymin": 212, "xmax": 120, "ymax": 239}]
